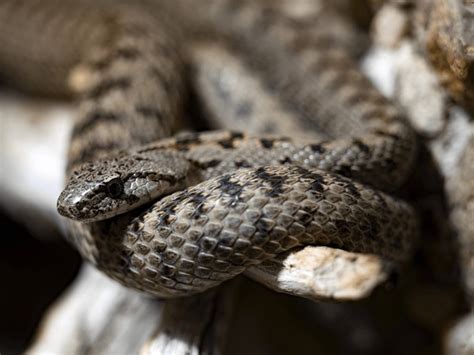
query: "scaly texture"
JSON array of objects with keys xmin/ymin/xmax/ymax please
[
  {"xmin": 173, "ymin": 0, "xmax": 417, "ymax": 190},
  {"xmin": 189, "ymin": 43, "xmax": 325, "ymax": 140},
  {"xmin": 59, "ymin": 130, "xmax": 414, "ymax": 223},
  {"xmin": 66, "ymin": 165, "xmax": 415, "ymax": 297},
  {"xmin": 1, "ymin": 0, "xmax": 418, "ymax": 297}
]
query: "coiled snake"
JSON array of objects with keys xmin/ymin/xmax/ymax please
[{"xmin": 0, "ymin": 0, "xmax": 418, "ymax": 297}]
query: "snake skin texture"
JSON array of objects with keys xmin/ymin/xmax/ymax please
[
  {"xmin": 71, "ymin": 165, "xmax": 415, "ymax": 297},
  {"xmin": 0, "ymin": 0, "xmax": 419, "ymax": 297},
  {"xmin": 59, "ymin": 131, "xmax": 416, "ymax": 222}
]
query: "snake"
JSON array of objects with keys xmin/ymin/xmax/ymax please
[{"xmin": 0, "ymin": 0, "xmax": 419, "ymax": 298}]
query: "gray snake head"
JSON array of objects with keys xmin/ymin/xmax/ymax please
[{"xmin": 57, "ymin": 151, "xmax": 191, "ymax": 222}]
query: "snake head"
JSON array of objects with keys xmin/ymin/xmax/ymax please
[{"xmin": 57, "ymin": 151, "xmax": 191, "ymax": 222}]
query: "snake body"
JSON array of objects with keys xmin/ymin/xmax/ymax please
[{"xmin": 1, "ymin": 0, "xmax": 419, "ymax": 297}]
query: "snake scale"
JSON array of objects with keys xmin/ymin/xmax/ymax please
[{"xmin": 0, "ymin": 0, "xmax": 419, "ymax": 297}]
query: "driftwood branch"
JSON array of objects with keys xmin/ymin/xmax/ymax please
[
  {"xmin": 27, "ymin": 265, "xmax": 238, "ymax": 355},
  {"xmin": 247, "ymin": 247, "xmax": 390, "ymax": 301}
]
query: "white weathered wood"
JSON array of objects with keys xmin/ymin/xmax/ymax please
[
  {"xmin": 247, "ymin": 247, "xmax": 390, "ymax": 301},
  {"xmin": 371, "ymin": 3, "xmax": 409, "ymax": 48},
  {"xmin": 394, "ymin": 41, "xmax": 448, "ymax": 136},
  {"xmin": 27, "ymin": 266, "xmax": 162, "ymax": 354},
  {"xmin": 444, "ymin": 312, "xmax": 474, "ymax": 355},
  {"xmin": 26, "ymin": 265, "xmax": 238, "ymax": 355}
]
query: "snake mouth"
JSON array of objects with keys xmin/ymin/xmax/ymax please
[
  {"xmin": 57, "ymin": 183, "xmax": 167, "ymax": 222},
  {"xmin": 56, "ymin": 189, "xmax": 110, "ymax": 222},
  {"xmin": 57, "ymin": 191, "xmax": 91, "ymax": 221},
  {"xmin": 57, "ymin": 200, "xmax": 120, "ymax": 223}
]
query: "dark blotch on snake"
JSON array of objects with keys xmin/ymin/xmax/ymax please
[
  {"xmin": 345, "ymin": 181, "xmax": 362, "ymax": 199},
  {"xmin": 86, "ymin": 77, "xmax": 131, "ymax": 99},
  {"xmin": 309, "ymin": 143, "xmax": 326, "ymax": 154},
  {"xmin": 88, "ymin": 47, "xmax": 141, "ymax": 71},
  {"xmin": 218, "ymin": 175, "xmax": 243, "ymax": 196},
  {"xmin": 191, "ymin": 159, "xmax": 221, "ymax": 169},
  {"xmin": 260, "ymin": 138, "xmax": 274, "ymax": 149},
  {"xmin": 229, "ymin": 131, "xmax": 244, "ymax": 140},
  {"xmin": 72, "ymin": 110, "xmax": 123, "ymax": 137},
  {"xmin": 187, "ymin": 192, "xmax": 207, "ymax": 218},
  {"xmin": 279, "ymin": 157, "xmax": 292, "ymax": 164},
  {"xmin": 217, "ymin": 139, "xmax": 235, "ymax": 149},
  {"xmin": 307, "ymin": 172, "xmax": 325, "ymax": 194},
  {"xmin": 335, "ymin": 165, "xmax": 353, "ymax": 178},
  {"xmin": 353, "ymin": 139, "xmax": 370, "ymax": 153},
  {"xmin": 136, "ymin": 105, "xmax": 163, "ymax": 123},
  {"xmin": 254, "ymin": 167, "xmax": 286, "ymax": 197},
  {"xmin": 234, "ymin": 160, "xmax": 252, "ymax": 168},
  {"xmin": 157, "ymin": 197, "xmax": 182, "ymax": 225}
]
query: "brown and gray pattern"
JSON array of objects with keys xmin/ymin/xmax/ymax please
[
  {"xmin": 1, "ymin": 0, "xmax": 419, "ymax": 297},
  {"xmin": 69, "ymin": 166, "xmax": 415, "ymax": 297}
]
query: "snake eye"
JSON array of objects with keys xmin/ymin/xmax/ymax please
[{"xmin": 105, "ymin": 178, "xmax": 124, "ymax": 198}]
